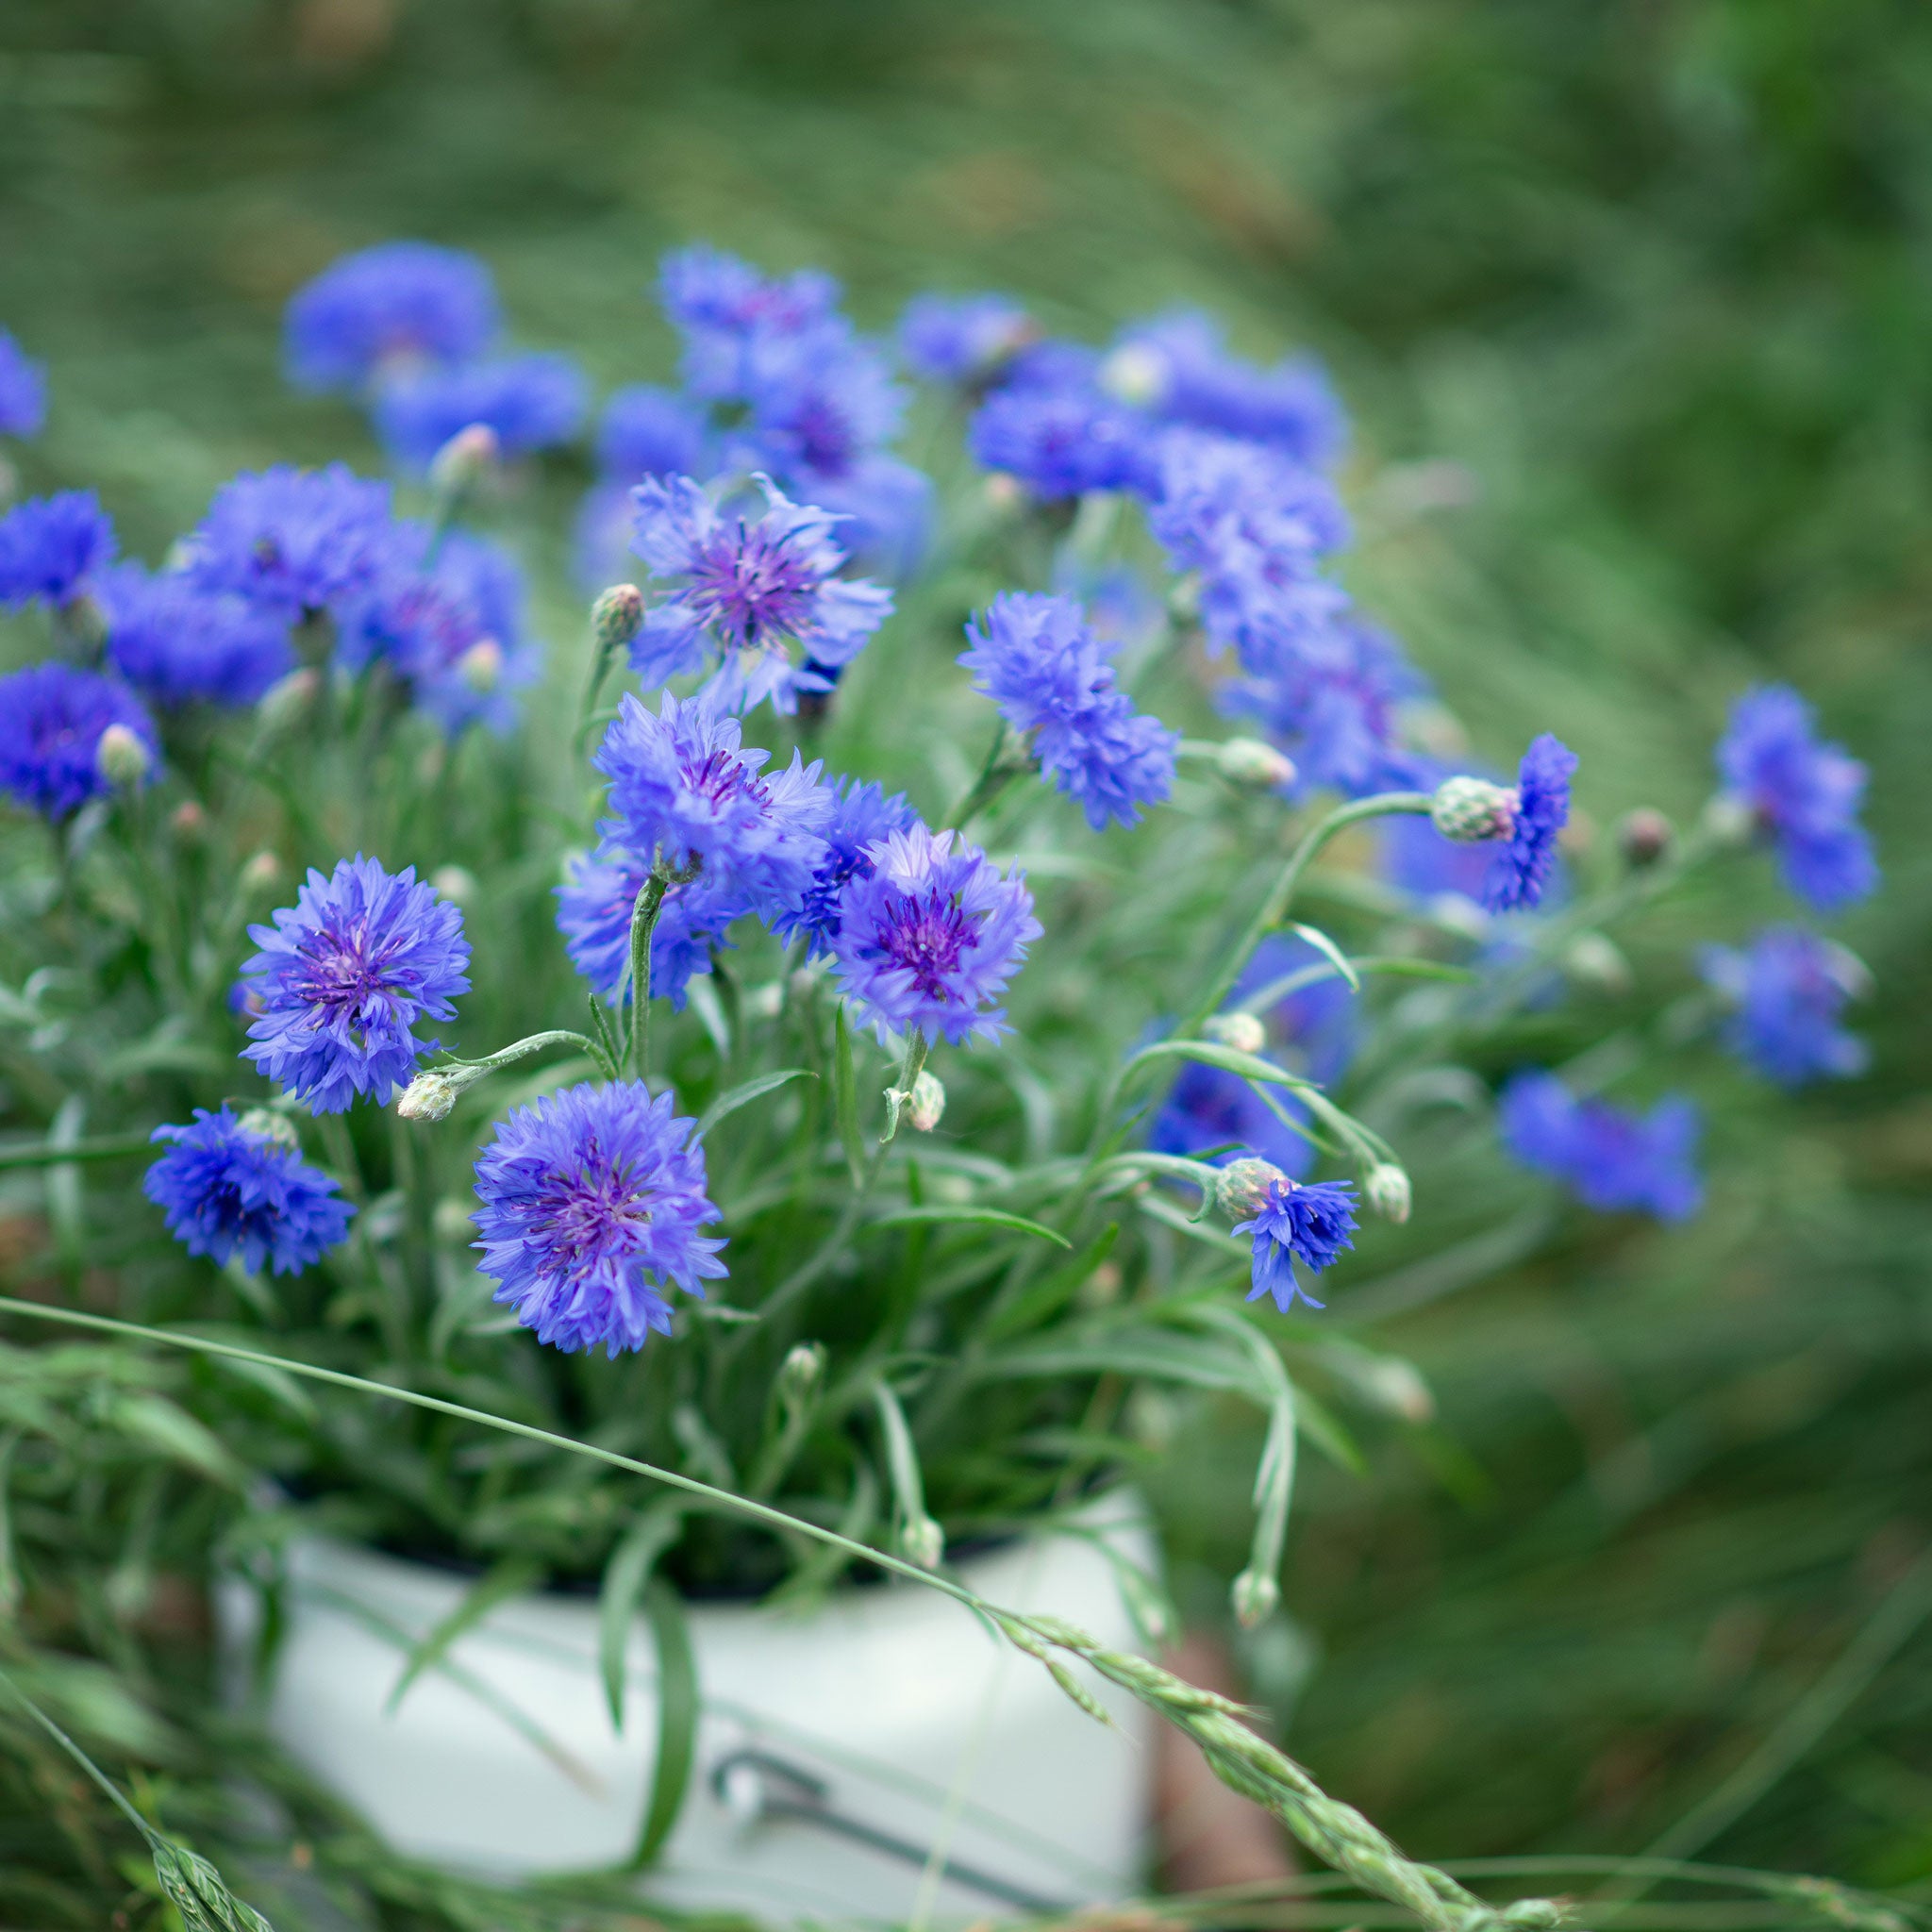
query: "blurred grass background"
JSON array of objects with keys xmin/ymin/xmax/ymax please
[{"xmin": 3, "ymin": 0, "xmax": 1931, "ymax": 1894}]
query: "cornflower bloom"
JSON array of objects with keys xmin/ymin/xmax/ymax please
[
  {"xmin": 1716, "ymin": 684, "xmax": 1876, "ymax": 912},
  {"xmin": 0, "ymin": 663, "xmax": 158, "ymax": 818},
  {"xmin": 1432, "ymin": 737, "xmax": 1576, "ymax": 913},
  {"xmin": 959, "ymin": 591, "xmax": 1177, "ymax": 828},
  {"xmin": 626, "ymin": 475, "xmax": 891, "ymax": 712},
  {"xmin": 1498, "ymin": 1071, "xmax": 1702, "ymax": 1222},
  {"xmin": 183, "ymin": 464, "xmax": 394, "ymax": 618},
  {"xmin": 1699, "ymin": 926, "xmax": 1870, "ymax": 1088},
  {"xmin": 0, "ymin": 491, "xmax": 115, "ymax": 609},
  {"xmin": 1229, "ymin": 1173, "xmax": 1359, "ymax": 1313},
  {"xmin": 593, "ymin": 691, "xmax": 832, "ymax": 918},
  {"xmin": 770, "ymin": 775, "xmax": 918, "ymax": 957},
  {"xmin": 285, "ymin": 242, "xmax": 500, "ymax": 392},
  {"xmin": 829, "ymin": 824, "xmax": 1041, "ymax": 1045},
  {"xmin": 144, "ymin": 1108, "xmax": 353, "ymax": 1274},
  {"xmin": 0, "ymin": 328, "xmax": 47, "ymax": 437},
  {"xmin": 596, "ymin": 384, "xmax": 709, "ymax": 482},
  {"xmin": 898, "ymin": 292, "xmax": 1034, "ymax": 386},
  {"xmin": 658, "ymin": 245, "xmax": 841, "ymax": 400},
  {"xmin": 239, "ymin": 856, "xmax": 471, "ymax": 1113},
  {"xmin": 99, "ymin": 563, "xmax": 293, "ymax": 708},
  {"xmin": 556, "ymin": 845, "xmax": 749, "ymax": 1010},
  {"xmin": 472, "ymin": 1080, "xmax": 726, "ymax": 1357},
  {"xmin": 968, "ymin": 380, "xmax": 1158, "ymax": 501},
  {"xmin": 373, "ymin": 353, "xmax": 587, "ymax": 473}
]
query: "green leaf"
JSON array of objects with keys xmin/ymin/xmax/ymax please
[
  {"xmin": 600, "ymin": 1505, "xmax": 684, "ymax": 1731},
  {"xmin": 1123, "ymin": 1038, "xmax": 1320, "ymax": 1092},
  {"xmin": 694, "ymin": 1067, "xmax": 814, "ymax": 1141},
  {"xmin": 982, "ymin": 1223, "xmax": 1121, "ymax": 1343},
  {"xmin": 975, "ymin": 1329, "xmax": 1273, "ymax": 1401},
  {"xmin": 1284, "ymin": 921, "xmax": 1360, "ymax": 991},
  {"xmin": 834, "ymin": 1005, "xmax": 864, "ymax": 1187},
  {"xmin": 867, "ymin": 1205, "xmax": 1072, "ymax": 1248},
  {"xmin": 631, "ymin": 1579, "xmax": 699, "ymax": 1867},
  {"xmin": 105, "ymin": 1394, "xmax": 245, "ymax": 1490},
  {"xmin": 385, "ymin": 1557, "xmax": 544, "ymax": 1714}
]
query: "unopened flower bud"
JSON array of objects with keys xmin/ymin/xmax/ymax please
[
  {"xmin": 95, "ymin": 723, "xmax": 151, "ymax": 790},
  {"xmin": 1562, "ymin": 931, "xmax": 1632, "ymax": 995},
  {"xmin": 1363, "ymin": 1356, "xmax": 1435, "ymax": 1424},
  {"xmin": 170, "ymin": 800, "xmax": 208, "ymax": 840},
  {"xmin": 428, "ymin": 422, "xmax": 499, "ymax": 497},
  {"xmin": 430, "ymin": 864, "xmax": 477, "ymax": 906},
  {"xmin": 777, "ymin": 1341, "xmax": 826, "ymax": 1407},
  {"xmin": 240, "ymin": 849, "xmax": 282, "ymax": 893},
  {"xmin": 257, "ymin": 667, "xmax": 319, "ymax": 733},
  {"xmin": 1218, "ymin": 1157, "xmax": 1288, "ymax": 1220},
  {"xmin": 1616, "ymin": 807, "xmax": 1674, "ymax": 870},
  {"xmin": 1364, "ymin": 1162, "xmax": 1412, "ymax": 1224},
  {"xmin": 906, "ymin": 1069, "xmax": 946, "ymax": 1133},
  {"xmin": 1231, "ymin": 1567, "xmax": 1279, "ymax": 1629},
  {"xmin": 396, "ymin": 1068, "xmax": 465, "ymax": 1122},
  {"xmin": 1216, "ymin": 736, "xmax": 1296, "ymax": 791},
  {"xmin": 591, "ymin": 583, "xmax": 645, "ymax": 654},
  {"xmin": 1430, "ymin": 774, "xmax": 1517, "ymax": 843},
  {"xmin": 901, "ymin": 1514, "xmax": 945, "ymax": 1571},
  {"xmin": 1203, "ymin": 1011, "xmax": 1267, "ymax": 1057},
  {"xmin": 983, "ymin": 472, "xmax": 1024, "ymax": 516},
  {"xmin": 1098, "ymin": 341, "xmax": 1169, "ymax": 409},
  {"xmin": 456, "ymin": 638, "xmax": 502, "ymax": 693},
  {"xmin": 1702, "ymin": 792, "xmax": 1756, "ymax": 846},
  {"xmin": 237, "ymin": 1108, "xmax": 298, "ymax": 1150}
]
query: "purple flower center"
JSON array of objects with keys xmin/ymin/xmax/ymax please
[
  {"xmin": 682, "ymin": 746, "xmax": 771, "ymax": 812},
  {"xmin": 877, "ymin": 891, "xmax": 979, "ymax": 1000},
  {"xmin": 687, "ymin": 524, "xmax": 821, "ymax": 647},
  {"xmin": 531, "ymin": 1150, "xmax": 653, "ymax": 1267},
  {"xmin": 292, "ymin": 924, "xmax": 407, "ymax": 1025}
]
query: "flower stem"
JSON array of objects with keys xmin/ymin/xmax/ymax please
[
  {"xmin": 942, "ymin": 723, "xmax": 1027, "ymax": 832},
  {"xmin": 625, "ymin": 870, "xmax": 671, "ymax": 1081},
  {"xmin": 878, "ymin": 1031, "xmax": 930, "ymax": 1145}
]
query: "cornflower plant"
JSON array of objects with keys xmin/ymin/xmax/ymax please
[{"xmin": 0, "ymin": 244, "xmax": 1880, "ymax": 1923}]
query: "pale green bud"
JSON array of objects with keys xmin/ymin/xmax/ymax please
[
  {"xmin": 906, "ymin": 1069, "xmax": 946, "ymax": 1133},
  {"xmin": 94, "ymin": 723, "xmax": 150, "ymax": 790},
  {"xmin": 1098, "ymin": 341, "xmax": 1169, "ymax": 408},
  {"xmin": 901, "ymin": 1514, "xmax": 945, "ymax": 1571},
  {"xmin": 237, "ymin": 1107, "xmax": 298, "ymax": 1150},
  {"xmin": 777, "ymin": 1341, "xmax": 826, "ymax": 1407},
  {"xmin": 1218, "ymin": 1157, "xmax": 1288, "ymax": 1220},
  {"xmin": 1562, "ymin": 931, "xmax": 1632, "ymax": 995},
  {"xmin": 1430, "ymin": 774, "xmax": 1517, "ymax": 843},
  {"xmin": 1364, "ymin": 1162, "xmax": 1412, "ymax": 1224},
  {"xmin": 240, "ymin": 849, "xmax": 282, "ymax": 893},
  {"xmin": 428, "ymin": 422, "xmax": 498, "ymax": 496},
  {"xmin": 1215, "ymin": 736, "xmax": 1296, "ymax": 791},
  {"xmin": 430, "ymin": 864, "xmax": 477, "ymax": 906},
  {"xmin": 456, "ymin": 638, "xmax": 502, "ymax": 693},
  {"xmin": 1203, "ymin": 1011, "xmax": 1267, "ymax": 1057},
  {"xmin": 1616, "ymin": 807, "xmax": 1674, "ymax": 869},
  {"xmin": 1701, "ymin": 791, "xmax": 1757, "ymax": 846},
  {"xmin": 591, "ymin": 583, "xmax": 645, "ymax": 654},
  {"xmin": 257, "ymin": 667, "xmax": 320, "ymax": 733},
  {"xmin": 396, "ymin": 1068, "xmax": 465, "ymax": 1122},
  {"xmin": 1231, "ymin": 1567, "xmax": 1279, "ymax": 1629}
]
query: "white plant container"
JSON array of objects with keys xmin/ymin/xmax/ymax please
[{"xmin": 217, "ymin": 1494, "xmax": 1158, "ymax": 1924}]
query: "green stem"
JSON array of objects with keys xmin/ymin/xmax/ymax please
[
  {"xmin": 0, "ymin": 1132, "xmax": 155, "ymax": 1171},
  {"xmin": 625, "ymin": 870, "xmax": 672, "ymax": 1081},
  {"xmin": 942, "ymin": 723, "xmax": 1027, "ymax": 832},
  {"xmin": 878, "ymin": 1031, "xmax": 930, "ymax": 1145}
]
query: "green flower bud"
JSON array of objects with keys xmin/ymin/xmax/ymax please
[
  {"xmin": 1231, "ymin": 1567, "xmax": 1279, "ymax": 1629},
  {"xmin": 1218, "ymin": 1157, "xmax": 1288, "ymax": 1220},
  {"xmin": 1616, "ymin": 807, "xmax": 1674, "ymax": 869},
  {"xmin": 1364, "ymin": 1162, "xmax": 1411, "ymax": 1224},
  {"xmin": 1215, "ymin": 736, "xmax": 1296, "ymax": 791},
  {"xmin": 94, "ymin": 723, "xmax": 150, "ymax": 790},
  {"xmin": 1430, "ymin": 774, "xmax": 1517, "ymax": 843},
  {"xmin": 906, "ymin": 1069, "xmax": 946, "ymax": 1133},
  {"xmin": 1203, "ymin": 1011, "xmax": 1267, "ymax": 1056},
  {"xmin": 428, "ymin": 422, "xmax": 498, "ymax": 497},
  {"xmin": 901, "ymin": 1514, "xmax": 945, "ymax": 1571},
  {"xmin": 591, "ymin": 583, "xmax": 645, "ymax": 654}
]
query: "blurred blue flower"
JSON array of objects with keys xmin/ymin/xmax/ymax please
[
  {"xmin": 595, "ymin": 383, "xmax": 709, "ymax": 482},
  {"xmin": 145, "ymin": 1108, "xmax": 353, "ymax": 1275},
  {"xmin": 658, "ymin": 245, "xmax": 841, "ymax": 401},
  {"xmin": 1717, "ymin": 684, "xmax": 1876, "ymax": 912},
  {"xmin": 240, "ymin": 855, "xmax": 471, "ymax": 1113},
  {"xmin": 0, "ymin": 328, "xmax": 47, "ymax": 437},
  {"xmin": 898, "ymin": 291, "xmax": 1034, "ymax": 385},
  {"xmin": 99, "ymin": 563, "xmax": 293, "ymax": 708},
  {"xmin": 1699, "ymin": 925, "xmax": 1869, "ymax": 1088},
  {"xmin": 829, "ymin": 824, "xmax": 1041, "ymax": 1045},
  {"xmin": 968, "ymin": 381, "xmax": 1158, "ymax": 500},
  {"xmin": 183, "ymin": 464, "xmax": 394, "ymax": 619},
  {"xmin": 556, "ymin": 844, "xmax": 749, "ymax": 1011},
  {"xmin": 1498, "ymin": 1070, "xmax": 1702, "ymax": 1221},
  {"xmin": 373, "ymin": 352, "xmax": 587, "ymax": 473},
  {"xmin": 0, "ymin": 491, "xmax": 116, "ymax": 609},
  {"xmin": 473, "ymin": 1080, "xmax": 726, "ymax": 1357},
  {"xmin": 0, "ymin": 662, "xmax": 158, "ymax": 819},
  {"xmin": 1233, "ymin": 1175, "xmax": 1358, "ymax": 1314},
  {"xmin": 285, "ymin": 242, "xmax": 500, "ymax": 394},
  {"xmin": 959, "ymin": 591, "xmax": 1177, "ymax": 829}
]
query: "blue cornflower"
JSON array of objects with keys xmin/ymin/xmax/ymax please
[
  {"xmin": 596, "ymin": 384, "xmax": 709, "ymax": 482},
  {"xmin": 556, "ymin": 844, "xmax": 750, "ymax": 1011},
  {"xmin": 144, "ymin": 1108, "xmax": 353, "ymax": 1275},
  {"xmin": 770, "ymin": 775, "xmax": 919, "ymax": 956},
  {"xmin": 0, "ymin": 328, "xmax": 47, "ymax": 437},
  {"xmin": 1476, "ymin": 735, "xmax": 1576, "ymax": 913},
  {"xmin": 1231, "ymin": 1175, "xmax": 1358, "ymax": 1314},
  {"xmin": 335, "ymin": 524, "xmax": 538, "ymax": 736},
  {"xmin": 1699, "ymin": 926, "xmax": 1869, "ymax": 1088},
  {"xmin": 472, "ymin": 1080, "xmax": 727, "ymax": 1357},
  {"xmin": 183, "ymin": 464, "xmax": 394, "ymax": 618},
  {"xmin": 959, "ymin": 591, "xmax": 1177, "ymax": 829},
  {"xmin": 1149, "ymin": 432, "xmax": 1350, "ymax": 670},
  {"xmin": 1103, "ymin": 311, "xmax": 1345, "ymax": 468},
  {"xmin": 1498, "ymin": 1071, "xmax": 1702, "ymax": 1222},
  {"xmin": 285, "ymin": 242, "xmax": 499, "ymax": 394},
  {"xmin": 1717, "ymin": 685, "xmax": 1876, "ymax": 912},
  {"xmin": 968, "ymin": 382, "xmax": 1159, "ymax": 501},
  {"xmin": 829, "ymin": 824, "xmax": 1041, "ymax": 1045},
  {"xmin": 724, "ymin": 324, "xmax": 906, "ymax": 484},
  {"xmin": 373, "ymin": 353, "xmax": 587, "ymax": 473},
  {"xmin": 658, "ymin": 246, "xmax": 842, "ymax": 401},
  {"xmin": 0, "ymin": 491, "xmax": 116, "ymax": 609},
  {"xmin": 626, "ymin": 475, "xmax": 891, "ymax": 712},
  {"xmin": 593, "ymin": 691, "xmax": 833, "ymax": 917},
  {"xmin": 239, "ymin": 856, "xmax": 471, "ymax": 1113},
  {"xmin": 99, "ymin": 563, "xmax": 294, "ymax": 708},
  {"xmin": 899, "ymin": 292, "xmax": 1034, "ymax": 386},
  {"xmin": 0, "ymin": 664, "xmax": 158, "ymax": 819}
]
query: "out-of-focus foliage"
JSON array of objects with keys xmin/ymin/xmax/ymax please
[{"xmin": 0, "ymin": 0, "xmax": 1928, "ymax": 1919}]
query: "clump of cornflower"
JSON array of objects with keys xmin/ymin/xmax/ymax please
[
  {"xmin": 285, "ymin": 242, "xmax": 500, "ymax": 394},
  {"xmin": 1498, "ymin": 1071, "xmax": 1703, "ymax": 1222},
  {"xmin": 334, "ymin": 525, "xmax": 538, "ymax": 735},
  {"xmin": 182, "ymin": 464, "xmax": 394, "ymax": 619},
  {"xmin": 0, "ymin": 663, "xmax": 158, "ymax": 819},
  {"xmin": 557, "ymin": 845, "xmax": 749, "ymax": 1010},
  {"xmin": 1229, "ymin": 1173, "xmax": 1358, "ymax": 1314},
  {"xmin": 0, "ymin": 491, "xmax": 116, "ymax": 609},
  {"xmin": 968, "ymin": 375, "xmax": 1159, "ymax": 502},
  {"xmin": 239, "ymin": 856, "xmax": 471, "ymax": 1113},
  {"xmin": 658, "ymin": 245, "xmax": 841, "ymax": 400},
  {"xmin": 626, "ymin": 475, "xmax": 891, "ymax": 712},
  {"xmin": 144, "ymin": 1108, "xmax": 353, "ymax": 1275},
  {"xmin": 99, "ymin": 563, "xmax": 294, "ymax": 708},
  {"xmin": 1148, "ymin": 432, "xmax": 1350, "ymax": 669},
  {"xmin": 772, "ymin": 776, "xmax": 919, "ymax": 958},
  {"xmin": 899, "ymin": 292, "xmax": 1034, "ymax": 387},
  {"xmin": 1716, "ymin": 684, "xmax": 1876, "ymax": 912},
  {"xmin": 959, "ymin": 591, "xmax": 1177, "ymax": 829},
  {"xmin": 1699, "ymin": 926, "xmax": 1870, "ymax": 1088},
  {"xmin": 0, "ymin": 327, "xmax": 47, "ymax": 437},
  {"xmin": 593, "ymin": 691, "xmax": 833, "ymax": 916},
  {"xmin": 472, "ymin": 1080, "xmax": 726, "ymax": 1357},
  {"xmin": 829, "ymin": 824, "xmax": 1041, "ymax": 1045},
  {"xmin": 1430, "ymin": 736, "xmax": 1576, "ymax": 913},
  {"xmin": 373, "ymin": 353, "xmax": 587, "ymax": 474},
  {"xmin": 1101, "ymin": 311, "xmax": 1345, "ymax": 468}
]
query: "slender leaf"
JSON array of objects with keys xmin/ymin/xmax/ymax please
[
  {"xmin": 1285, "ymin": 921, "xmax": 1360, "ymax": 991},
  {"xmin": 598, "ymin": 1506, "xmax": 684, "ymax": 1730},
  {"xmin": 981, "ymin": 1223, "xmax": 1122, "ymax": 1343},
  {"xmin": 833, "ymin": 1005, "xmax": 864, "ymax": 1186},
  {"xmin": 867, "ymin": 1205, "xmax": 1072, "ymax": 1248},
  {"xmin": 630, "ymin": 1580, "xmax": 699, "ymax": 1867},
  {"xmin": 385, "ymin": 1556, "xmax": 543, "ymax": 1714},
  {"xmin": 693, "ymin": 1067, "xmax": 814, "ymax": 1141}
]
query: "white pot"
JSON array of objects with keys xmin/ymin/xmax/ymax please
[{"xmin": 217, "ymin": 1493, "xmax": 1157, "ymax": 1924}]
